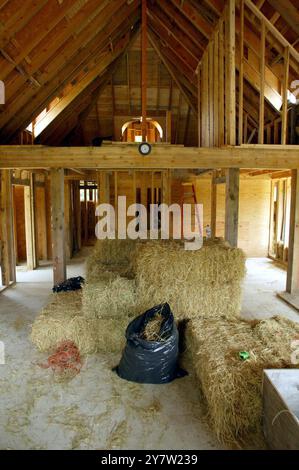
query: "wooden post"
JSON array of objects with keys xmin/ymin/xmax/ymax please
[
  {"xmin": 225, "ymin": 169, "xmax": 239, "ymax": 247},
  {"xmin": 99, "ymin": 171, "xmax": 110, "ymax": 204},
  {"xmin": 211, "ymin": 171, "xmax": 217, "ymax": 238},
  {"xmin": 36, "ymin": 185, "xmax": 48, "ymax": 261},
  {"xmin": 24, "ymin": 174, "xmax": 37, "ymax": 271},
  {"xmin": 202, "ymin": 51, "xmax": 209, "ymax": 146},
  {"xmin": 281, "ymin": 46, "xmax": 290, "ymax": 145},
  {"xmin": 0, "ymin": 170, "xmax": 16, "ymax": 286},
  {"xmin": 226, "ymin": 0, "xmax": 236, "ymax": 146},
  {"xmin": 166, "ymin": 110, "xmax": 172, "ymax": 143},
  {"xmin": 238, "ymin": 0, "xmax": 244, "ymax": 145},
  {"xmin": 64, "ymin": 181, "xmax": 72, "ymax": 260},
  {"xmin": 197, "ymin": 66, "xmax": 201, "ymax": 147},
  {"xmin": 219, "ymin": 19, "xmax": 225, "ymax": 146},
  {"xmin": 225, "ymin": 0, "xmax": 239, "ymax": 247},
  {"xmin": 286, "ymin": 170, "xmax": 299, "ymax": 293},
  {"xmin": 208, "ymin": 40, "xmax": 214, "ymax": 147},
  {"xmin": 214, "ymin": 31, "xmax": 219, "ymax": 147},
  {"xmin": 259, "ymin": 20, "xmax": 266, "ymax": 144},
  {"xmin": 50, "ymin": 168, "xmax": 66, "ymax": 286},
  {"xmin": 162, "ymin": 170, "xmax": 171, "ymax": 205},
  {"xmin": 141, "ymin": 0, "xmax": 147, "ymax": 141}
]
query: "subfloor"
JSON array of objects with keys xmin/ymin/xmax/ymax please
[{"xmin": 0, "ymin": 255, "xmax": 298, "ymax": 450}]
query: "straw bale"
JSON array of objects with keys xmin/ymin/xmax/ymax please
[
  {"xmin": 187, "ymin": 315, "xmax": 299, "ymax": 444},
  {"xmin": 82, "ymin": 273, "xmax": 138, "ymax": 319}
]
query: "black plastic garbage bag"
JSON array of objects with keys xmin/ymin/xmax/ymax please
[
  {"xmin": 53, "ymin": 276, "xmax": 85, "ymax": 293},
  {"xmin": 115, "ymin": 303, "xmax": 187, "ymax": 384}
]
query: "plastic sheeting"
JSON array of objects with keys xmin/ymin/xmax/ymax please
[
  {"xmin": 115, "ymin": 303, "xmax": 187, "ymax": 384},
  {"xmin": 53, "ymin": 276, "xmax": 85, "ymax": 293}
]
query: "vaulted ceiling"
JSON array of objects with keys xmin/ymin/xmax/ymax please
[{"xmin": 0, "ymin": 0, "xmax": 298, "ymax": 146}]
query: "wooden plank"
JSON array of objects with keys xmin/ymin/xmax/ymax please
[
  {"xmin": 286, "ymin": 170, "xmax": 299, "ymax": 293},
  {"xmin": 208, "ymin": 40, "xmax": 214, "ymax": 148},
  {"xmin": 2, "ymin": 145, "xmax": 299, "ymax": 170},
  {"xmin": 141, "ymin": 0, "xmax": 147, "ymax": 142},
  {"xmin": 0, "ymin": 170, "xmax": 15, "ymax": 286},
  {"xmin": 24, "ymin": 176, "xmax": 37, "ymax": 271},
  {"xmin": 166, "ymin": 111, "xmax": 172, "ymax": 144},
  {"xmin": 162, "ymin": 170, "xmax": 171, "ymax": 205},
  {"xmin": 175, "ymin": 93, "xmax": 182, "ymax": 144},
  {"xmin": 281, "ymin": 47, "xmax": 290, "ymax": 145},
  {"xmin": 267, "ymin": 0, "xmax": 299, "ymax": 37},
  {"xmin": 148, "ymin": 32, "xmax": 198, "ymax": 115},
  {"xmin": 197, "ymin": 67, "xmax": 201, "ymax": 147},
  {"xmin": 219, "ymin": 19, "xmax": 225, "ymax": 146},
  {"xmin": 213, "ymin": 31, "xmax": 219, "ymax": 147},
  {"xmin": 244, "ymin": 0, "xmax": 299, "ymax": 62},
  {"xmin": 50, "ymin": 168, "xmax": 66, "ymax": 285},
  {"xmin": 225, "ymin": 168, "xmax": 239, "ymax": 247},
  {"xmin": 263, "ymin": 370, "xmax": 299, "ymax": 450},
  {"xmin": 99, "ymin": 171, "xmax": 110, "ymax": 204},
  {"xmin": 259, "ymin": 20, "xmax": 266, "ymax": 144},
  {"xmin": 202, "ymin": 51, "xmax": 209, "ymax": 147},
  {"xmin": 226, "ymin": 0, "xmax": 236, "ymax": 146},
  {"xmin": 211, "ymin": 171, "xmax": 217, "ymax": 237},
  {"xmin": 35, "ymin": 186, "xmax": 47, "ymax": 260},
  {"xmin": 170, "ymin": 0, "xmax": 213, "ymax": 39}
]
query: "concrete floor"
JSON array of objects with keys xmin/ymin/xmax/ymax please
[{"xmin": 0, "ymin": 255, "xmax": 298, "ymax": 450}]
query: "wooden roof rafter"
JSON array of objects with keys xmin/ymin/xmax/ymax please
[
  {"xmin": 0, "ymin": 8, "xmax": 141, "ymax": 142},
  {"xmin": 0, "ymin": 0, "xmax": 138, "ymax": 129}
]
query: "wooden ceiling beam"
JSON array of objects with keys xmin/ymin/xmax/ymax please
[
  {"xmin": 0, "ymin": 0, "xmax": 78, "ymax": 81},
  {"xmin": 0, "ymin": 0, "xmax": 48, "ymax": 47},
  {"xmin": 40, "ymin": 52, "xmax": 128, "ymax": 144},
  {"xmin": 148, "ymin": 31, "xmax": 197, "ymax": 115},
  {"xmin": 170, "ymin": 0, "xmax": 214, "ymax": 39},
  {"xmin": 158, "ymin": 0, "xmax": 208, "ymax": 51},
  {"xmin": 149, "ymin": 29, "xmax": 197, "ymax": 87},
  {"xmin": 148, "ymin": 3, "xmax": 204, "ymax": 59},
  {"xmin": 39, "ymin": 72, "xmax": 113, "ymax": 144},
  {"xmin": 203, "ymin": 0, "xmax": 224, "ymax": 16},
  {"xmin": 3, "ymin": 0, "xmax": 136, "ymax": 106},
  {"xmin": 148, "ymin": 18, "xmax": 198, "ymax": 73},
  {"xmin": 0, "ymin": 14, "xmax": 140, "ymax": 139},
  {"xmin": 267, "ymin": 0, "xmax": 299, "ymax": 37},
  {"xmin": 1, "ymin": 144, "xmax": 299, "ymax": 170}
]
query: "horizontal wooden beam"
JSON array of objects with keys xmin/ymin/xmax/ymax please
[{"xmin": 0, "ymin": 144, "xmax": 299, "ymax": 170}]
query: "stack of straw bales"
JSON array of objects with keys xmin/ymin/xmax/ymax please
[
  {"xmin": 31, "ymin": 238, "xmax": 246, "ymax": 355},
  {"xmin": 31, "ymin": 292, "xmax": 99, "ymax": 355},
  {"xmin": 31, "ymin": 239, "xmax": 139, "ymax": 355},
  {"xmin": 187, "ymin": 315, "xmax": 299, "ymax": 445},
  {"xmin": 134, "ymin": 240, "xmax": 246, "ymax": 319}
]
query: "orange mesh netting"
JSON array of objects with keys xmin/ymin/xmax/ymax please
[{"xmin": 39, "ymin": 341, "xmax": 82, "ymax": 375}]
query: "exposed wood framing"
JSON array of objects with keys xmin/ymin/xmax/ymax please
[
  {"xmin": 1, "ymin": 145, "xmax": 299, "ymax": 170},
  {"xmin": 50, "ymin": 168, "xmax": 66, "ymax": 285},
  {"xmin": 286, "ymin": 170, "xmax": 299, "ymax": 293},
  {"xmin": 259, "ymin": 20, "xmax": 266, "ymax": 144},
  {"xmin": 24, "ymin": 174, "xmax": 38, "ymax": 270},
  {"xmin": 0, "ymin": 170, "xmax": 16, "ymax": 286},
  {"xmin": 281, "ymin": 47, "xmax": 290, "ymax": 145},
  {"xmin": 225, "ymin": 168, "xmax": 240, "ymax": 247},
  {"xmin": 211, "ymin": 170, "xmax": 217, "ymax": 238},
  {"xmin": 141, "ymin": 0, "xmax": 147, "ymax": 142}
]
